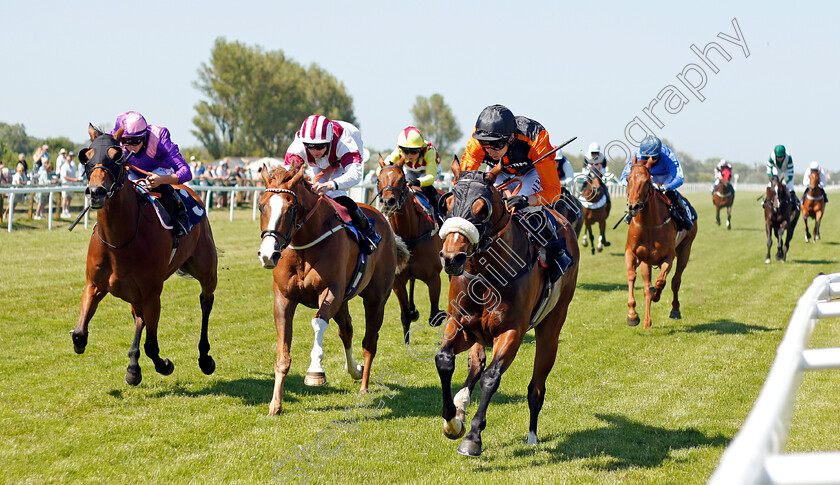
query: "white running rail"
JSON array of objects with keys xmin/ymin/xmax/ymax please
[{"xmin": 708, "ymin": 272, "xmax": 840, "ymax": 485}]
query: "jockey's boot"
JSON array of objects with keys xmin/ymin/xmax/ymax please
[
  {"xmin": 824, "ymin": 188, "xmax": 829, "ymax": 203},
  {"xmin": 350, "ymin": 207, "xmax": 380, "ymax": 255},
  {"xmin": 174, "ymin": 199, "xmax": 189, "ymax": 238}
]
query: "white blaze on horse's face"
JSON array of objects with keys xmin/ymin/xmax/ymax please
[{"xmin": 257, "ymin": 194, "xmax": 287, "ymax": 268}]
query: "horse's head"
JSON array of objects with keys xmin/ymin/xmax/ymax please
[
  {"xmin": 721, "ymin": 167, "xmax": 731, "ymax": 183},
  {"xmin": 438, "ymin": 158, "xmax": 506, "ymax": 275},
  {"xmin": 257, "ymin": 162, "xmax": 310, "ymax": 269},
  {"xmin": 377, "ymin": 155, "xmax": 408, "ymax": 216},
  {"xmin": 625, "ymin": 157, "xmax": 653, "ymax": 218},
  {"xmin": 809, "ymin": 168, "xmax": 820, "ymax": 189},
  {"xmin": 766, "ymin": 175, "xmax": 787, "ymax": 213},
  {"xmin": 79, "ymin": 124, "xmax": 127, "ymax": 209}
]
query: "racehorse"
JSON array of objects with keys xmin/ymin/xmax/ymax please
[
  {"xmin": 435, "ymin": 158, "xmax": 579, "ymax": 457},
  {"xmin": 765, "ymin": 175, "xmax": 799, "ymax": 262},
  {"xmin": 624, "ymin": 157, "xmax": 697, "ymax": 328},
  {"xmin": 712, "ymin": 167, "xmax": 735, "ymax": 229},
  {"xmin": 71, "ymin": 125, "xmax": 217, "ymax": 385},
  {"xmin": 257, "ymin": 163, "xmax": 409, "ymax": 415},
  {"xmin": 802, "ymin": 169, "xmax": 825, "ymax": 242},
  {"xmin": 376, "ymin": 157, "xmax": 444, "ymax": 340},
  {"xmin": 576, "ymin": 168, "xmax": 611, "ymax": 254}
]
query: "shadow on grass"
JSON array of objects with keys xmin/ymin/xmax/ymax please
[
  {"xmin": 577, "ymin": 282, "xmax": 626, "ymax": 292},
  {"xmin": 675, "ymin": 319, "xmax": 778, "ymax": 335},
  {"xmin": 791, "ymin": 259, "xmax": 838, "ymax": 265},
  {"xmin": 506, "ymin": 413, "xmax": 728, "ymax": 471},
  {"xmin": 734, "ymin": 227, "xmax": 762, "ymax": 232}
]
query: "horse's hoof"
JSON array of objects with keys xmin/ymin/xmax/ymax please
[
  {"xmin": 627, "ymin": 316, "xmax": 640, "ymax": 327},
  {"xmin": 304, "ymin": 372, "xmax": 327, "ymax": 387},
  {"xmin": 443, "ymin": 417, "xmax": 466, "ymax": 440},
  {"xmin": 597, "ymin": 245, "xmax": 604, "ymax": 252},
  {"xmin": 527, "ymin": 431, "xmax": 538, "ymax": 446},
  {"xmin": 669, "ymin": 310, "xmax": 682, "ymax": 319},
  {"xmin": 125, "ymin": 369, "xmax": 142, "ymax": 386},
  {"xmin": 73, "ymin": 345, "xmax": 86, "ymax": 355},
  {"xmin": 409, "ymin": 309, "xmax": 420, "ymax": 322},
  {"xmin": 71, "ymin": 332, "xmax": 87, "ymax": 354},
  {"xmin": 581, "ymin": 237, "xmax": 589, "ymax": 247},
  {"xmin": 268, "ymin": 400, "xmax": 282, "ymax": 416},
  {"xmin": 457, "ymin": 439, "xmax": 482, "ymax": 457},
  {"xmin": 155, "ymin": 358, "xmax": 174, "ymax": 376},
  {"xmin": 199, "ymin": 355, "xmax": 216, "ymax": 375},
  {"xmin": 429, "ymin": 310, "xmax": 446, "ymax": 328},
  {"xmin": 765, "ymin": 258, "xmax": 771, "ymax": 264},
  {"xmin": 347, "ymin": 364, "xmax": 363, "ymax": 381}
]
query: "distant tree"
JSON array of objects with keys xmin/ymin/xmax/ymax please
[
  {"xmin": 411, "ymin": 94, "xmax": 462, "ymax": 154},
  {"xmin": 192, "ymin": 38, "xmax": 356, "ymax": 159}
]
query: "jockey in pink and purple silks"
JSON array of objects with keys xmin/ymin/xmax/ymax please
[{"xmin": 109, "ymin": 111, "xmax": 192, "ymax": 236}]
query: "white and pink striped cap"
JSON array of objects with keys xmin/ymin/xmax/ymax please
[{"xmin": 297, "ymin": 115, "xmax": 333, "ymax": 144}]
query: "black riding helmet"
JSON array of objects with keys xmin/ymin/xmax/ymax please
[{"xmin": 473, "ymin": 104, "xmax": 516, "ymax": 143}]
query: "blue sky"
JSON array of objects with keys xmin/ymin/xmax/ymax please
[{"xmin": 1, "ymin": 1, "xmax": 837, "ymax": 170}]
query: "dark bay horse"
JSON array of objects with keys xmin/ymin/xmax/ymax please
[
  {"xmin": 765, "ymin": 175, "xmax": 798, "ymax": 262},
  {"xmin": 257, "ymin": 163, "xmax": 409, "ymax": 415},
  {"xmin": 576, "ymin": 169, "xmax": 611, "ymax": 254},
  {"xmin": 802, "ymin": 169, "xmax": 825, "ymax": 242},
  {"xmin": 712, "ymin": 167, "xmax": 735, "ymax": 229},
  {"xmin": 376, "ymin": 157, "xmax": 444, "ymax": 340},
  {"xmin": 435, "ymin": 158, "xmax": 579, "ymax": 456},
  {"xmin": 624, "ymin": 157, "xmax": 697, "ymax": 328},
  {"xmin": 71, "ymin": 125, "xmax": 217, "ymax": 385}
]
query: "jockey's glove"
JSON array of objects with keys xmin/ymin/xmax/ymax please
[
  {"xmin": 653, "ymin": 183, "xmax": 667, "ymax": 193},
  {"xmin": 408, "ymin": 179, "xmax": 422, "ymax": 187},
  {"xmin": 505, "ymin": 195, "xmax": 529, "ymax": 212}
]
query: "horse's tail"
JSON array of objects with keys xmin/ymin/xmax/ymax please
[{"xmin": 393, "ymin": 235, "xmax": 411, "ymax": 274}]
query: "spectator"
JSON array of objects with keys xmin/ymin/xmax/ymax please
[
  {"xmin": 60, "ymin": 151, "xmax": 81, "ymax": 218},
  {"xmin": 34, "ymin": 160, "xmax": 55, "ymax": 220},
  {"xmin": 56, "ymin": 148, "xmax": 67, "ymax": 173},
  {"xmin": 33, "ymin": 144, "xmax": 49, "ymax": 175},
  {"xmin": 0, "ymin": 160, "xmax": 9, "ymax": 184},
  {"xmin": 2, "ymin": 161, "xmax": 29, "ymax": 220},
  {"xmin": 18, "ymin": 153, "xmax": 29, "ymax": 175}
]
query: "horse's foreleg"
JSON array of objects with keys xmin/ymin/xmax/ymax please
[
  {"xmin": 651, "ymin": 256, "xmax": 673, "ymax": 304},
  {"xmin": 765, "ymin": 224, "xmax": 773, "ymax": 264},
  {"xmin": 197, "ymin": 289, "xmax": 215, "ymax": 375},
  {"xmin": 333, "ymin": 303, "xmax": 363, "ymax": 381},
  {"xmin": 458, "ymin": 329, "xmax": 524, "ymax": 457},
  {"xmin": 392, "ymin": 274, "xmax": 412, "ymax": 343},
  {"xmin": 598, "ymin": 217, "xmax": 609, "ymax": 249},
  {"xmin": 72, "ymin": 283, "xmax": 107, "ymax": 354},
  {"xmin": 453, "ymin": 343, "xmax": 485, "ymax": 430},
  {"xmin": 358, "ymin": 294, "xmax": 387, "ymax": 392},
  {"xmin": 640, "ymin": 263, "xmax": 654, "ymax": 329},
  {"xmin": 715, "ymin": 205, "xmax": 721, "ymax": 226},
  {"xmin": 269, "ymin": 296, "xmax": 296, "ymax": 416},
  {"xmin": 140, "ymin": 296, "xmax": 174, "ymax": 378},
  {"xmin": 726, "ymin": 205, "xmax": 732, "ymax": 229},
  {"xmin": 626, "ymin": 253, "xmax": 640, "ymax": 326},
  {"xmin": 803, "ymin": 215, "xmax": 811, "ymax": 242},
  {"xmin": 304, "ymin": 287, "xmax": 340, "ymax": 386},
  {"xmin": 426, "ymin": 270, "xmax": 445, "ymax": 328},
  {"xmin": 408, "ymin": 279, "xmax": 419, "ymax": 322},
  {"xmin": 126, "ymin": 306, "xmax": 145, "ymax": 385},
  {"xmin": 776, "ymin": 225, "xmax": 787, "ymax": 261},
  {"xmin": 815, "ymin": 211, "xmax": 822, "ymax": 240}
]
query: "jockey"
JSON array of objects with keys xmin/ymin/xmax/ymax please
[
  {"xmin": 382, "ymin": 126, "xmax": 441, "ymax": 210},
  {"xmin": 583, "ymin": 142, "xmax": 612, "ymax": 206},
  {"xmin": 766, "ymin": 145, "xmax": 799, "ymax": 211},
  {"xmin": 711, "ymin": 159, "xmax": 733, "ymax": 192},
  {"xmin": 111, "ymin": 111, "xmax": 191, "ymax": 237},
  {"xmin": 460, "ymin": 104, "xmax": 570, "ymax": 279},
  {"xmin": 284, "ymin": 114, "xmax": 380, "ymax": 254},
  {"xmin": 802, "ymin": 160, "xmax": 829, "ymax": 203},
  {"xmin": 619, "ymin": 135, "xmax": 694, "ymax": 231},
  {"xmin": 555, "ymin": 148, "xmax": 575, "ymax": 187}
]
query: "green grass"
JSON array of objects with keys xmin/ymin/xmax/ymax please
[{"xmin": 1, "ymin": 192, "xmax": 839, "ymax": 484}]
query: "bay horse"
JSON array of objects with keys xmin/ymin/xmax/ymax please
[
  {"xmin": 257, "ymin": 163, "xmax": 409, "ymax": 415},
  {"xmin": 435, "ymin": 158, "xmax": 579, "ymax": 456},
  {"xmin": 376, "ymin": 157, "xmax": 445, "ymax": 340},
  {"xmin": 712, "ymin": 167, "xmax": 735, "ymax": 229},
  {"xmin": 765, "ymin": 175, "xmax": 799, "ymax": 263},
  {"xmin": 576, "ymin": 168, "xmax": 611, "ymax": 254},
  {"xmin": 71, "ymin": 125, "xmax": 217, "ymax": 385},
  {"xmin": 624, "ymin": 157, "xmax": 697, "ymax": 328},
  {"xmin": 802, "ymin": 169, "xmax": 825, "ymax": 242}
]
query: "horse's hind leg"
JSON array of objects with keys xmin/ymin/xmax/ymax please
[
  {"xmin": 425, "ymin": 270, "xmax": 445, "ymax": 327},
  {"xmin": 597, "ymin": 216, "xmax": 609, "ymax": 249},
  {"xmin": 392, "ymin": 274, "xmax": 412, "ymax": 343},
  {"xmin": 179, "ymin": 235, "xmax": 217, "ymax": 374},
  {"xmin": 715, "ymin": 205, "xmax": 721, "ymax": 226},
  {"xmin": 72, "ymin": 283, "xmax": 107, "ymax": 354},
  {"xmin": 815, "ymin": 212, "xmax": 822, "ymax": 240},
  {"xmin": 458, "ymin": 329, "xmax": 524, "ymax": 457},
  {"xmin": 408, "ymin": 279, "xmax": 420, "ymax": 322},
  {"xmin": 126, "ymin": 307, "xmax": 145, "ymax": 385},
  {"xmin": 625, "ymin": 254, "xmax": 640, "ymax": 326},
  {"xmin": 527, "ymin": 298, "xmax": 569, "ymax": 446},
  {"xmin": 670, "ymin": 238, "xmax": 693, "ymax": 319},
  {"xmin": 640, "ymin": 263, "xmax": 655, "ymax": 329},
  {"xmin": 587, "ymin": 223, "xmax": 596, "ymax": 255},
  {"xmin": 726, "ymin": 205, "xmax": 732, "ymax": 229},
  {"xmin": 334, "ymin": 303, "xmax": 363, "ymax": 380},
  {"xmin": 359, "ymin": 294, "xmax": 387, "ymax": 391},
  {"xmin": 803, "ymin": 215, "xmax": 811, "ymax": 242}
]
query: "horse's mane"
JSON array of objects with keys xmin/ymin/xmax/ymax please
[{"xmin": 266, "ymin": 164, "xmax": 313, "ymax": 189}]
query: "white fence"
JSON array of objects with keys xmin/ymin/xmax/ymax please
[{"xmin": 708, "ymin": 272, "xmax": 840, "ymax": 485}]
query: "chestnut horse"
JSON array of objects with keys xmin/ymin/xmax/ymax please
[
  {"xmin": 712, "ymin": 167, "xmax": 735, "ymax": 229},
  {"xmin": 435, "ymin": 158, "xmax": 579, "ymax": 457},
  {"xmin": 576, "ymin": 168, "xmax": 611, "ymax": 254},
  {"xmin": 71, "ymin": 125, "xmax": 217, "ymax": 384},
  {"xmin": 376, "ymin": 158, "xmax": 445, "ymax": 340},
  {"xmin": 257, "ymin": 164, "xmax": 409, "ymax": 415},
  {"xmin": 624, "ymin": 158, "xmax": 697, "ymax": 328},
  {"xmin": 765, "ymin": 175, "xmax": 799, "ymax": 263},
  {"xmin": 802, "ymin": 169, "xmax": 825, "ymax": 242}
]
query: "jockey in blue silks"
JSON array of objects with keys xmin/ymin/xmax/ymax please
[{"xmin": 619, "ymin": 135, "xmax": 694, "ymax": 230}]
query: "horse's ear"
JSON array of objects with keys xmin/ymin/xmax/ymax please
[
  {"xmin": 644, "ymin": 157, "xmax": 657, "ymax": 169},
  {"xmin": 290, "ymin": 163, "xmax": 306, "ymax": 185},
  {"xmin": 378, "ymin": 154, "xmax": 385, "ymax": 168},
  {"xmin": 78, "ymin": 148, "xmax": 91, "ymax": 164},
  {"xmin": 486, "ymin": 161, "xmax": 503, "ymax": 184},
  {"xmin": 395, "ymin": 156, "xmax": 404, "ymax": 168},
  {"xmin": 113, "ymin": 126, "xmax": 124, "ymax": 142},
  {"xmin": 631, "ymin": 155, "xmax": 638, "ymax": 165},
  {"xmin": 88, "ymin": 123, "xmax": 103, "ymax": 141},
  {"xmin": 261, "ymin": 164, "xmax": 270, "ymax": 185},
  {"xmin": 450, "ymin": 155, "xmax": 460, "ymax": 179}
]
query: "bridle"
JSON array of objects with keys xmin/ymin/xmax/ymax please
[
  {"xmin": 626, "ymin": 164, "xmax": 653, "ymax": 215},
  {"xmin": 260, "ymin": 187, "xmax": 325, "ymax": 250},
  {"xmin": 376, "ymin": 166, "xmax": 409, "ymax": 214}
]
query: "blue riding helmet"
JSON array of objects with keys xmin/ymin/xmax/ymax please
[{"xmin": 639, "ymin": 135, "xmax": 662, "ymax": 158}]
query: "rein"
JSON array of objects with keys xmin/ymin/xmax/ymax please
[{"xmin": 261, "ymin": 188, "xmax": 346, "ymax": 250}]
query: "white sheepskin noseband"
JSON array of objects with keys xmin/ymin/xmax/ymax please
[{"xmin": 439, "ymin": 217, "xmax": 480, "ymax": 245}]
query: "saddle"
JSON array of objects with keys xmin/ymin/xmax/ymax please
[
  {"xmin": 136, "ymin": 184, "xmax": 204, "ymax": 239},
  {"xmin": 515, "ymin": 208, "xmax": 573, "ymax": 283}
]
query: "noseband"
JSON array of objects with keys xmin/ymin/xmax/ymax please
[
  {"xmin": 627, "ymin": 165, "xmax": 653, "ymax": 213},
  {"xmin": 260, "ymin": 188, "xmax": 302, "ymax": 248},
  {"xmin": 376, "ymin": 168, "xmax": 409, "ymax": 212}
]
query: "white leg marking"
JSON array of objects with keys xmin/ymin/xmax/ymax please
[{"xmin": 307, "ymin": 318, "xmax": 328, "ymax": 373}]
